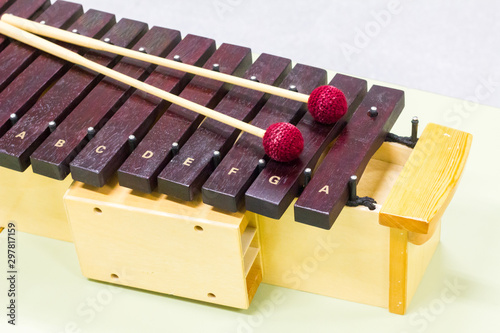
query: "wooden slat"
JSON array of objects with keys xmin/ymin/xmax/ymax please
[
  {"xmin": 201, "ymin": 64, "xmax": 327, "ymax": 212},
  {"xmin": 389, "ymin": 228, "xmax": 408, "ymax": 315},
  {"xmin": 0, "ymin": 1, "xmax": 83, "ymax": 93},
  {"xmin": 245, "ymin": 74, "xmax": 367, "ymax": 219},
  {"xmin": 0, "ymin": 17, "xmax": 160, "ymax": 173},
  {"xmin": 0, "ymin": 0, "xmax": 49, "ymax": 52},
  {"xmin": 117, "ymin": 43, "xmax": 252, "ymax": 193},
  {"xmin": 380, "ymin": 123, "xmax": 472, "ymax": 237},
  {"xmin": 0, "ymin": 0, "xmax": 15, "ymax": 14},
  {"xmin": 294, "ymin": 85, "xmax": 405, "ymax": 229},
  {"xmin": 0, "ymin": 9, "xmax": 115, "ymax": 138},
  {"xmin": 30, "ymin": 22, "xmax": 175, "ymax": 181},
  {"xmin": 156, "ymin": 53, "xmax": 291, "ymax": 201},
  {"xmin": 67, "ymin": 34, "xmax": 215, "ymax": 187}
]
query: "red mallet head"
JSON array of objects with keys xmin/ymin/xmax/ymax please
[
  {"xmin": 263, "ymin": 122, "xmax": 304, "ymax": 162},
  {"xmin": 307, "ymin": 85, "xmax": 348, "ymax": 124}
]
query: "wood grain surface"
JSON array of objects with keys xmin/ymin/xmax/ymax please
[
  {"xmin": 201, "ymin": 64, "xmax": 327, "ymax": 212},
  {"xmin": 0, "ymin": 0, "xmax": 49, "ymax": 52},
  {"xmin": 245, "ymin": 74, "xmax": 367, "ymax": 219},
  {"xmin": 0, "ymin": 1, "xmax": 82, "ymax": 93},
  {"xmin": 29, "ymin": 20, "xmax": 164, "ymax": 180},
  {"xmin": 295, "ymin": 85, "xmax": 405, "ymax": 229},
  {"xmin": 117, "ymin": 43, "xmax": 251, "ymax": 193},
  {"xmin": 156, "ymin": 53, "xmax": 291, "ymax": 201},
  {"xmin": 69, "ymin": 34, "xmax": 217, "ymax": 188},
  {"xmin": 0, "ymin": 9, "xmax": 115, "ymax": 138},
  {"xmin": 380, "ymin": 123, "xmax": 472, "ymax": 236}
]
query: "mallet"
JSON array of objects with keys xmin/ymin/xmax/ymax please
[
  {"xmin": 1, "ymin": 14, "xmax": 348, "ymax": 125},
  {"xmin": 0, "ymin": 19, "xmax": 306, "ymax": 162}
]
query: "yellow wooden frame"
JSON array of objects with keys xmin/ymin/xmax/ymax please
[{"xmin": 0, "ymin": 123, "xmax": 471, "ymax": 314}]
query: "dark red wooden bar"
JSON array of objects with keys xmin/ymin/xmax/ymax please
[
  {"xmin": 117, "ymin": 43, "xmax": 252, "ymax": 193},
  {"xmin": 0, "ymin": 0, "xmax": 49, "ymax": 52},
  {"xmin": 69, "ymin": 34, "xmax": 213, "ymax": 187},
  {"xmin": 156, "ymin": 53, "xmax": 291, "ymax": 201},
  {"xmin": 201, "ymin": 64, "xmax": 327, "ymax": 212},
  {"xmin": 30, "ymin": 23, "xmax": 178, "ymax": 180},
  {"xmin": 0, "ymin": 9, "xmax": 115, "ymax": 138},
  {"xmin": 0, "ymin": 1, "xmax": 83, "ymax": 93},
  {"xmin": 244, "ymin": 74, "xmax": 367, "ymax": 219},
  {"xmin": 294, "ymin": 85, "xmax": 405, "ymax": 229},
  {"xmin": 0, "ymin": 0, "xmax": 15, "ymax": 13},
  {"xmin": 0, "ymin": 15, "xmax": 152, "ymax": 172}
]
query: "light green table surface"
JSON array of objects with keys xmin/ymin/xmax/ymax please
[{"xmin": 0, "ymin": 72, "xmax": 498, "ymax": 333}]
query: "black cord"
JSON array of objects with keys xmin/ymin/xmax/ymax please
[
  {"xmin": 385, "ymin": 132, "xmax": 417, "ymax": 148},
  {"xmin": 346, "ymin": 196, "xmax": 377, "ymax": 210},
  {"xmin": 343, "ymin": 131, "xmax": 417, "ymax": 210}
]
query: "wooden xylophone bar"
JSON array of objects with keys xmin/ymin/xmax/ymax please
[
  {"xmin": 0, "ymin": 4, "xmax": 115, "ymax": 170},
  {"xmin": 0, "ymin": 0, "xmax": 81, "ymax": 92},
  {"xmin": 0, "ymin": 0, "xmax": 472, "ymax": 314},
  {"xmin": 0, "ymin": 0, "xmax": 49, "ymax": 54},
  {"xmin": 296, "ymin": 85, "xmax": 405, "ymax": 229},
  {"xmin": 0, "ymin": 3, "xmax": 114, "ymax": 139}
]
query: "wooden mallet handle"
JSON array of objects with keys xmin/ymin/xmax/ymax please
[
  {"xmin": 0, "ymin": 20, "xmax": 267, "ymax": 138},
  {"xmin": 0, "ymin": 14, "xmax": 310, "ymax": 104}
]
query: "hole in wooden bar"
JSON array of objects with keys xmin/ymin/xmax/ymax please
[
  {"xmin": 94, "ymin": 207, "xmax": 103, "ymax": 214},
  {"xmin": 207, "ymin": 293, "xmax": 216, "ymax": 298},
  {"xmin": 194, "ymin": 225, "xmax": 203, "ymax": 232},
  {"xmin": 110, "ymin": 273, "xmax": 119, "ymax": 281}
]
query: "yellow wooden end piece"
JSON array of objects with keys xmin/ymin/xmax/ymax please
[{"xmin": 380, "ymin": 123, "xmax": 472, "ymax": 238}]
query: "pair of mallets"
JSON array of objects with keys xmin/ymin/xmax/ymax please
[{"xmin": 0, "ymin": 14, "xmax": 347, "ymax": 162}]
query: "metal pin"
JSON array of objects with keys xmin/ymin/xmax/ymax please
[
  {"xmin": 138, "ymin": 47, "xmax": 147, "ymax": 53},
  {"xmin": 128, "ymin": 135, "xmax": 137, "ymax": 151},
  {"xmin": 103, "ymin": 37, "xmax": 112, "ymax": 44},
  {"xmin": 71, "ymin": 29, "xmax": 79, "ymax": 34},
  {"xmin": 39, "ymin": 20, "xmax": 46, "ymax": 25},
  {"xmin": 212, "ymin": 64, "xmax": 220, "ymax": 72},
  {"xmin": 48, "ymin": 121, "xmax": 57, "ymax": 133},
  {"xmin": 411, "ymin": 116, "xmax": 419, "ymax": 143},
  {"xmin": 348, "ymin": 175, "xmax": 357, "ymax": 201},
  {"xmin": 87, "ymin": 127, "xmax": 96, "ymax": 140},
  {"xmin": 258, "ymin": 159, "xmax": 266, "ymax": 172},
  {"xmin": 304, "ymin": 168, "xmax": 312, "ymax": 187},
  {"xmin": 368, "ymin": 106, "xmax": 378, "ymax": 118},
  {"xmin": 173, "ymin": 55, "xmax": 182, "ymax": 63},
  {"xmin": 171, "ymin": 142, "xmax": 179, "ymax": 155},
  {"xmin": 9, "ymin": 114, "xmax": 17, "ymax": 126},
  {"xmin": 250, "ymin": 75, "xmax": 259, "ymax": 82},
  {"xmin": 212, "ymin": 150, "xmax": 221, "ymax": 167},
  {"xmin": 288, "ymin": 85, "xmax": 298, "ymax": 92}
]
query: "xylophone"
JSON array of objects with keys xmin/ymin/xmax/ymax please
[{"xmin": 0, "ymin": 0, "xmax": 472, "ymax": 314}]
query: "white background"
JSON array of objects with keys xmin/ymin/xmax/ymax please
[
  {"xmin": 1, "ymin": 0, "xmax": 500, "ymax": 332},
  {"xmin": 72, "ymin": 0, "xmax": 500, "ymax": 109}
]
